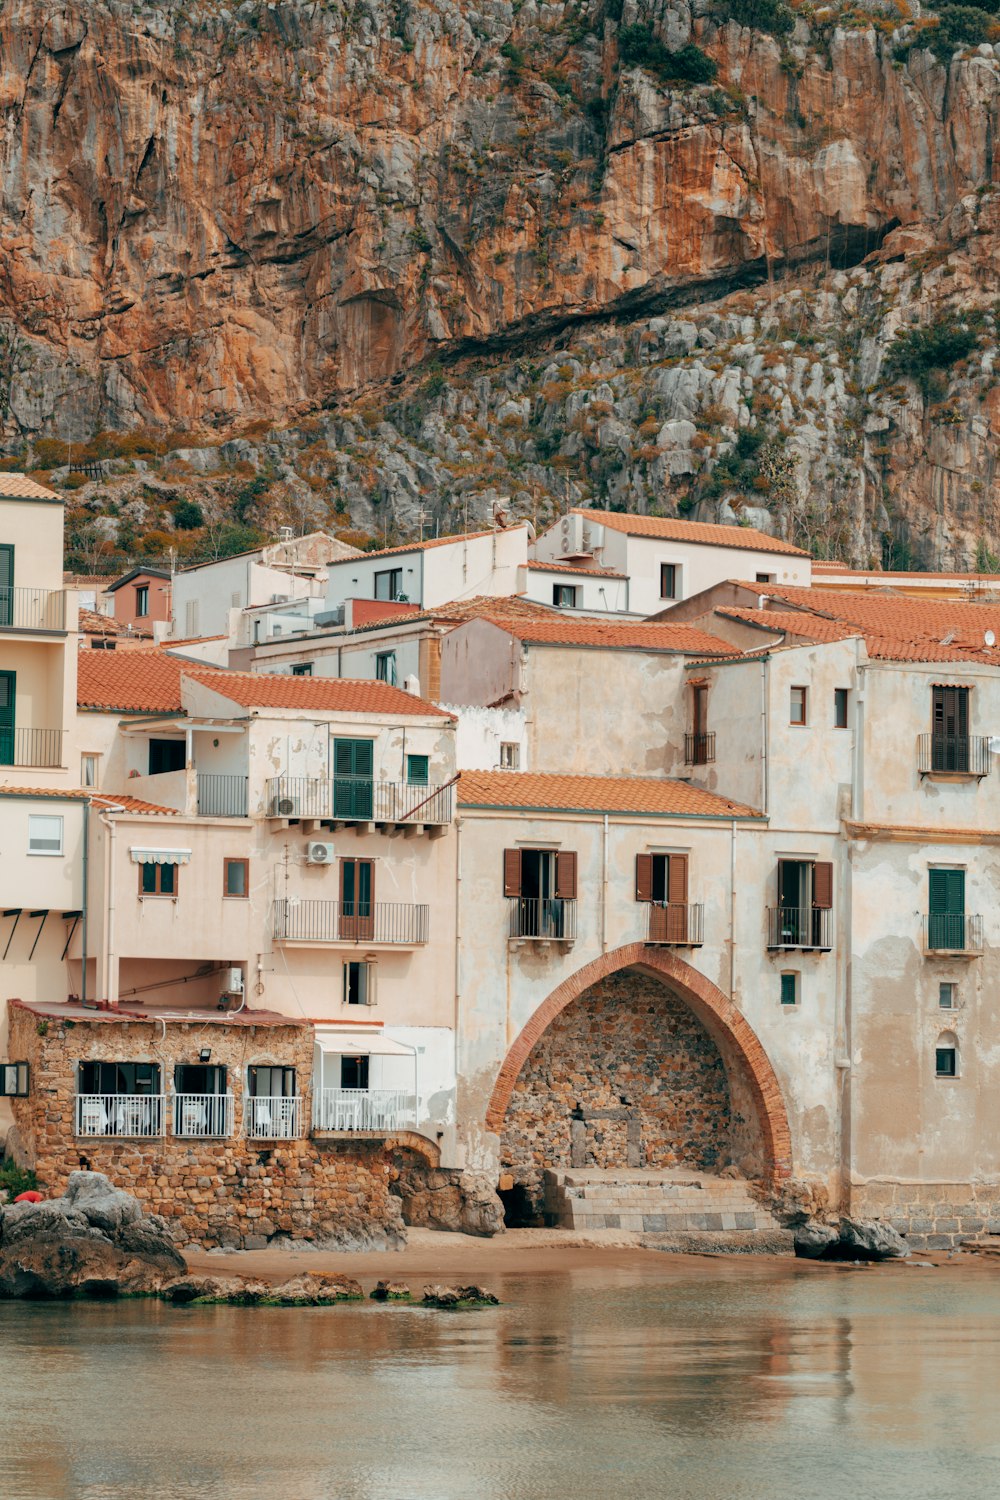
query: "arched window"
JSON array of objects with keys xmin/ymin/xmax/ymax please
[{"xmin": 935, "ymin": 1032, "xmax": 959, "ymax": 1078}]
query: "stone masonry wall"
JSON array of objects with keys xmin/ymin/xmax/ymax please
[
  {"xmin": 851, "ymin": 1181, "xmax": 1000, "ymax": 1252},
  {"xmin": 7, "ymin": 1004, "xmax": 403, "ymax": 1250},
  {"xmin": 500, "ymin": 971, "xmax": 735, "ymax": 1215}
]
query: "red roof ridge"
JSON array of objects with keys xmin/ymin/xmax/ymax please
[
  {"xmin": 457, "ymin": 769, "xmax": 761, "ymax": 818},
  {"xmin": 183, "ymin": 668, "xmax": 453, "ymax": 718}
]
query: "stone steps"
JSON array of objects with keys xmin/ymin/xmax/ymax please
[{"xmin": 543, "ymin": 1167, "xmax": 781, "ymax": 1235}]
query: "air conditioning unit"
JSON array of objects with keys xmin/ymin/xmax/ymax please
[
  {"xmin": 559, "ymin": 513, "xmax": 584, "ymax": 557},
  {"xmin": 306, "ymin": 841, "xmax": 335, "ymax": 865},
  {"xmin": 225, "ymin": 967, "xmax": 244, "ymax": 994},
  {"xmin": 270, "ymin": 794, "xmax": 300, "ymax": 817}
]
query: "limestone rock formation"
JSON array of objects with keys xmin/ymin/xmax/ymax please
[
  {"xmin": 793, "ymin": 1217, "xmax": 909, "ymax": 1261},
  {"xmin": 394, "ymin": 1165, "xmax": 506, "ymax": 1238},
  {"xmin": 0, "ymin": 1170, "xmax": 185, "ymax": 1296}
]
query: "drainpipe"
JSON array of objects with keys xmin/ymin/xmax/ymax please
[
  {"xmin": 453, "ymin": 816, "xmax": 462, "ymax": 1147},
  {"xmin": 80, "ymin": 800, "xmax": 90, "ymax": 1006},
  {"xmin": 98, "ymin": 806, "xmax": 124, "ymax": 1008},
  {"xmin": 729, "ymin": 818, "xmax": 737, "ymax": 1003},
  {"xmin": 601, "ymin": 814, "xmax": 609, "ymax": 953},
  {"xmin": 760, "ymin": 656, "xmax": 770, "ymax": 816}
]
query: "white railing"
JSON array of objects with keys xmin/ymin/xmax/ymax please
[
  {"xmin": 312, "ymin": 1088, "xmax": 412, "ymax": 1133},
  {"xmin": 243, "ymin": 1094, "xmax": 302, "ymax": 1139},
  {"xmin": 75, "ymin": 1093, "xmax": 165, "ymax": 1138},
  {"xmin": 172, "ymin": 1093, "xmax": 234, "ymax": 1138}
]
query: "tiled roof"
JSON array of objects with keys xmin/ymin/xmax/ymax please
[
  {"xmin": 0, "ymin": 787, "xmax": 179, "ymax": 814},
  {"xmin": 736, "ymin": 584, "xmax": 1000, "ymax": 663},
  {"xmin": 333, "ymin": 527, "xmax": 526, "ymax": 563},
  {"xmin": 78, "ymin": 608, "xmax": 152, "ymax": 640},
  {"xmin": 571, "ymin": 508, "xmax": 809, "ymax": 557},
  {"xmin": 184, "ymin": 669, "xmax": 453, "ymax": 718},
  {"xmin": 77, "ymin": 648, "xmax": 185, "ymax": 712},
  {"xmin": 525, "ymin": 560, "xmax": 628, "ymax": 579},
  {"xmin": 350, "ymin": 593, "xmax": 558, "ymax": 635},
  {"xmin": 0, "ymin": 473, "xmax": 61, "ymax": 501},
  {"xmin": 498, "ymin": 618, "xmax": 738, "ymax": 654},
  {"xmin": 715, "ymin": 608, "xmax": 861, "ymax": 643},
  {"xmin": 457, "ymin": 771, "xmax": 761, "ymax": 818}
]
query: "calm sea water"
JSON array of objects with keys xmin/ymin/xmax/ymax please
[{"xmin": 1, "ymin": 1257, "xmax": 999, "ymax": 1500}]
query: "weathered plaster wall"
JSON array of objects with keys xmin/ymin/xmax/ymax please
[{"xmin": 500, "ymin": 970, "xmax": 734, "ymax": 1214}]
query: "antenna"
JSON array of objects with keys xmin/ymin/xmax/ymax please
[{"xmin": 986, "ymin": 630, "xmax": 996, "ymax": 648}]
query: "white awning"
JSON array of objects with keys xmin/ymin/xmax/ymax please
[
  {"xmin": 314, "ymin": 1029, "xmax": 413, "ymax": 1058},
  {"xmin": 129, "ymin": 847, "xmax": 193, "ymax": 865}
]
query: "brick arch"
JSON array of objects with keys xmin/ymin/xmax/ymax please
[{"xmin": 485, "ymin": 944, "xmax": 792, "ymax": 1182}]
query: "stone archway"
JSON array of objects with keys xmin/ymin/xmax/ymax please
[{"xmin": 487, "ymin": 945, "xmax": 792, "ymax": 1209}]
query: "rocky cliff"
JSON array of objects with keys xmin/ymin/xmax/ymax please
[{"xmin": 5, "ymin": 0, "xmax": 1000, "ymax": 566}]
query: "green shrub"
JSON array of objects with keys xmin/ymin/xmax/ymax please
[
  {"xmin": 718, "ymin": 0, "xmax": 794, "ymax": 36},
  {"xmin": 618, "ymin": 25, "xmax": 718, "ymax": 84},
  {"xmin": 883, "ymin": 313, "xmax": 982, "ymax": 397},
  {"xmin": 0, "ymin": 1160, "xmax": 38, "ymax": 1199},
  {"xmin": 927, "ymin": 5, "xmax": 995, "ymax": 58},
  {"xmin": 172, "ymin": 498, "xmax": 204, "ymax": 530}
]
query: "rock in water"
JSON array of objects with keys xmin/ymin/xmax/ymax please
[
  {"xmin": 421, "ymin": 1284, "xmax": 500, "ymax": 1308},
  {"xmin": 0, "ymin": 1171, "xmax": 185, "ymax": 1297},
  {"xmin": 793, "ymin": 1223, "xmax": 840, "ymax": 1259},
  {"xmin": 837, "ymin": 1218, "xmax": 909, "ymax": 1261},
  {"xmin": 370, "ymin": 1280, "xmax": 411, "ymax": 1301}
]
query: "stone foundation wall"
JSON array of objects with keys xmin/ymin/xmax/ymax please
[
  {"xmin": 851, "ymin": 1181, "xmax": 1000, "ymax": 1251},
  {"xmin": 500, "ymin": 971, "xmax": 735, "ymax": 1214},
  {"xmin": 7, "ymin": 1004, "xmax": 403, "ymax": 1250}
]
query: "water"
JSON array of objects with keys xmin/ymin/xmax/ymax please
[{"xmin": 2, "ymin": 1257, "xmax": 999, "ymax": 1499}]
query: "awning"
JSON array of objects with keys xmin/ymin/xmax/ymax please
[
  {"xmin": 314, "ymin": 1029, "xmax": 413, "ymax": 1058},
  {"xmin": 129, "ymin": 847, "xmax": 193, "ymax": 865}
]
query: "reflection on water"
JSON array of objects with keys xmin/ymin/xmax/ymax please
[{"xmin": 2, "ymin": 1258, "xmax": 1000, "ymax": 1499}]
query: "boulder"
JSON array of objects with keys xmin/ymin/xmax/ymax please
[
  {"xmin": 265, "ymin": 1273, "xmax": 363, "ymax": 1305},
  {"xmin": 161, "ymin": 1275, "xmax": 272, "ymax": 1305},
  {"xmin": 395, "ymin": 1166, "xmax": 505, "ymax": 1238},
  {"xmin": 63, "ymin": 1170, "xmax": 143, "ymax": 1233},
  {"xmin": 793, "ymin": 1223, "xmax": 840, "ymax": 1259},
  {"xmin": 370, "ymin": 1279, "xmax": 411, "ymax": 1301},
  {"xmin": 837, "ymin": 1217, "xmax": 909, "ymax": 1261},
  {"xmin": 421, "ymin": 1283, "xmax": 500, "ymax": 1308}
]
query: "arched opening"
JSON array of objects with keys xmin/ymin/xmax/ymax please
[{"xmin": 487, "ymin": 945, "xmax": 791, "ymax": 1223}]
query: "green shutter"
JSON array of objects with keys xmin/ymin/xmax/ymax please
[
  {"xmin": 333, "ymin": 738, "xmax": 374, "ymax": 819},
  {"xmin": 929, "ymin": 868, "xmax": 965, "ymax": 949}
]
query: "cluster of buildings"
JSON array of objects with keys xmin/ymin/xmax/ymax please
[{"xmin": 4, "ymin": 473, "xmax": 1000, "ymax": 1249}]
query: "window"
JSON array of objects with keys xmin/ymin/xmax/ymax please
[
  {"xmin": 552, "ymin": 583, "xmax": 578, "ymax": 608},
  {"xmin": 0, "ymin": 543, "xmax": 13, "ymax": 626},
  {"xmin": 928, "ymin": 867, "xmax": 965, "ymax": 950},
  {"xmin": 223, "ymin": 858, "xmax": 248, "ymax": 898},
  {"xmin": 375, "ymin": 651, "xmax": 397, "ymax": 686},
  {"xmin": 769, "ymin": 858, "xmax": 833, "ymax": 947},
  {"xmin": 247, "ymin": 1065, "xmax": 296, "ymax": 1098},
  {"xmin": 500, "ymin": 742, "xmax": 520, "ymax": 770},
  {"xmin": 686, "ymin": 683, "xmax": 712, "ymax": 764},
  {"xmin": 81, "ymin": 753, "xmax": 100, "ymax": 788},
  {"xmin": 939, "ymin": 982, "xmax": 957, "ymax": 1010},
  {"xmin": 174, "ymin": 1063, "xmax": 227, "ymax": 1096},
  {"xmin": 184, "ymin": 600, "xmax": 199, "ymax": 637},
  {"xmin": 503, "ymin": 847, "xmax": 577, "ymax": 938},
  {"xmin": 139, "ymin": 862, "xmax": 177, "ymax": 896},
  {"xmin": 0, "ymin": 1062, "xmax": 29, "ymax": 1097},
  {"xmin": 790, "ymin": 686, "xmax": 808, "ymax": 726},
  {"xmin": 79, "ymin": 1061, "xmax": 161, "ymax": 1095},
  {"xmin": 343, "ymin": 961, "xmax": 376, "ymax": 1007},
  {"xmin": 28, "ymin": 815, "xmax": 63, "ymax": 856},
  {"xmin": 0, "ymin": 669, "xmax": 13, "ymax": 766},
  {"xmin": 291, "ymin": 662, "xmax": 313, "ymax": 677},
  {"xmin": 135, "ymin": 584, "xmax": 149, "ymax": 617},
  {"xmin": 635, "ymin": 852, "xmax": 691, "ymax": 941},
  {"xmin": 660, "ymin": 563, "xmax": 678, "ymax": 600},
  {"xmin": 936, "ymin": 1046, "xmax": 957, "ymax": 1078},
  {"xmin": 340, "ymin": 1054, "xmax": 370, "ymax": 1090},
  {"xmin": 780, "ymin": 973, "xmax": 799, "ymax": 1007},
  {"xmin": 756, "ymin": 573, "xmax": 775, "ymax": 584},
  {"xmin": 341, "ymin": 857, "xmax": 374, "ymax": 939},
  {"xmin": 148, "ymin": 738, "xmax": 185, "ymax": 775},
  {"xmin": 834, "ymin": 688, "xmax": 849, "ymax": 729},
  {"xmin": 374, "ymin": 568, "xmax": 403, "ymax": 601},
  {"xmin": 931, "ymin": 686, "xmax": 971, "ymax": 771},
  {"xmin": 406, "ymin": 754, "xmax": 429, "ymax": 785},
  {"xmin": 333, "ymin": 738, "xmax": 374, "ymax": 819}
]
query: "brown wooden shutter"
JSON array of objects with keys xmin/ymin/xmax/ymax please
[
  {"xmin": 667, "ymin": 853, "xmax": 689, "ymax": 905},
  {"xmin": 812, "ymin": 861, "xmax": 833, "ymax": 909},
  {"xmin": 503, "ymin": 848, "xmax": 522, "ymax": 897},
  {"xmin": 776, "ymin": 858, "xmax": 787, "ymax": 903},
  {"xmin": 635, "ymin": 853, "xmax": 653, "ymax": 902},
  {"xmin": 555, "ymin": 850, "xmax": 577, "ymax": 899}
]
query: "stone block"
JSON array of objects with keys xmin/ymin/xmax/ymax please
[
  {"xmin": 935, "ymin": 1218, "xmax": 960, "ymax": 1232},
  {"xmin": 734, "ymin": 1213, "xmax": 756, "ymax": 1230},
  {"xmin": 925, "ymin": 1234, "xmax": 955, "ymax": 1250}
]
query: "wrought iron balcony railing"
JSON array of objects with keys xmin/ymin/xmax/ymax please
[
  {"xmin": 0, "ymin": 586, "xmax": 66, "ymax": 632},
  {"xmin": 196, "ymin": 773, "xmax": 249, "ymax": 817},
  {"xmin": 172, "ymin": 1093, "xmax": 235, "ymax": 1138},
  {"xmin": 273, "ymin": 898, "xmax": 429, "ymax": 945},
  {"xmin": 923, "ymin": 913, "xmax": 984, "ymax": 955},
  {"xmin": 243, "ymin": 1095, "xmax": 302, "ymax": 1139},
  {"xmin": 312, "ymin": 1088, "xmax": 414, "ymax": 1133},
  {"xmin": 766, "ymin": 906, "xmax": 832, "ymax": 951},
  {"xmin": 917, "ymin": 734, "xmax": 991, "ymax": 776},
  {"xmin": 684, "ymin": 732, "xmax": 715, "ymax": 766},
  {"xmin": 75, "ymin": 1093, "xmax": 165, "ymax": 1138},
  {"xmin": 644, "ymin": 902, "xmax": 704, "ymax": 946},
  {"xmin": 0, "ymin": 727, "xmax": 62, "ymax": 768},
  {"xmin": 507, "ymin": 896, "xmax": 577, "ymax": 942},
  {"xmin": 267, "ymin": 775, "xmax": 453, "ymax": 825}
]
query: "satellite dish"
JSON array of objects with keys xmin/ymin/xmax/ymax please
[{"xmin": 986, "ymin": 630, "xmax": 996, "ymax": 647}]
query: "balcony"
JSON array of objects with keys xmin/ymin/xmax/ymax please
[
  {"xmin": 75, "ymin": 1094, "xmax": 165, "ymax": 1138},
  {"xmin": 0, "ymin": 727, "xmax": 63, "ymax": 769},
  {"xmin": 0, "ymin": 586, "xmax": 66, "ymax": 633},
  {"xmin": 266, "ymin": 775, "xmax": 453, "ymax": 830},
  {"xmin": 684, "ymin": 732, "xmax": 715, "ymax": 766},
  {"xmin": 508, "ymin": 896, "xmax": 577, "ymax": 944},
  {"xmin": 273, "ymin": 898, "xmax": 429, "ymax": 946},
  {"xmin": 922, "ymin": 914, "xmax": 984, "ymax": 957},
  {"xmin": 196, "ymin": 773, "xmax": 249, "ymax": 817},
  {"xmin": 766, "ymin": 906, "xmax": 832, "ymax": 951},
  {"xmin": 917, "ymin": 734, "xmax": 991, "ymax": 778},
  {"xmin": 173, "ymin": 1093, "xmax": 235, "ymax": 1138},
  {"xmin": 312, "ymin": 1088, "xmax": 414, "ymax": 1133},
  {"xmin": 243, "ymin": 1095, "xmax": 303, "ymax": 1139},
  {"xmin": 644, "ymin": 902, "xmax": 704, "ymax": 946}
]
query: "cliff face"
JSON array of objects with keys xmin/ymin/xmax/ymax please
[{"xmin": 5, "ymin": 0, "xmax": 1000, "ymax": 566}]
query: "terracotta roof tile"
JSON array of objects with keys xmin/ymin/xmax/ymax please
[
  {"xmin": 525, "ymin": 560, "xmax": 628, "ymax": 579},
  {"xmin": 350, "ymin": 593, "xmax": 557, "ymax": 635},
  {"xmin": 498, "ymin": 618, "xmax": 739, "ymax": 654},
  {"xmin": 77, "ymin": 648, "xmax": 185, "ymax": 712},
  {"xmin": 337, "ymin": 527, "xmax": 526, "ymax": 562},
  {"xmin": 716, "ymin": 608, "xmax": 862, "ymax": 643},
  {"xmin": 572, "ymin": 508, "xmax": 809, "ymax": 557},
  {"xmin": 457, "ymin": 771, "xmax": 762, "ymax": 818},
  {"xmin": 184, "ymin": 669, "xmax": 453, "ymax": 718},
  {"xmin": 0, "ymin": 473, "xmax": 61, "ymax": 501},
  {"xmin": 0, "ymin": 786, "xmax": 179, "ymax": 814}
]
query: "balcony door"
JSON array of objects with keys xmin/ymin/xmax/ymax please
[
  {"xmin": 929, "ymin": 868, "xmax": 965, "ymax": 951},
  {"xmin": 932, "ymin": 687, "xmax": 969, "ymax": 771},
  {"xmin": 333, "ymin": 737, "xmax": 374, "ymax": 820},
  {"xmin": 0, "ymin": 544, "xmax": 12, "ymax": 627},
  {"xmin": 0, "ymin": 671, "xmax": 14, "ymax": 766},
  {"xmin": 642, "ymin": 853, "xmax": 689, "ymax": 942},
  {"xmin": 341, "ymin": 857, "xmax": 374, "ymax": 940}
]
